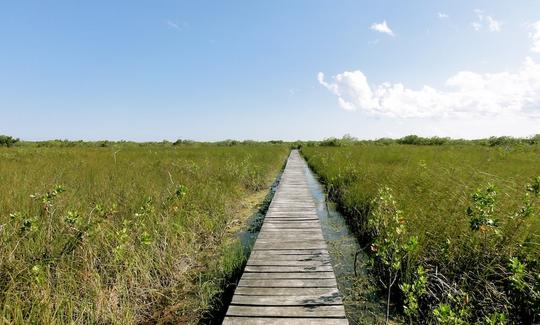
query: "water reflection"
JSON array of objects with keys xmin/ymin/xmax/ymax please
[{"xmin": 303, "ymin": 161, "xmax": 391, "ymax": 324}]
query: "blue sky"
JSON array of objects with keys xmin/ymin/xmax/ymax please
[{"xmin": 1, "ymin": 1, "xmax": 540, "ymax": 141}]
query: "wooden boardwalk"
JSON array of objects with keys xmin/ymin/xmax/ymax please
[{"xmin": 223, "ymin": 150, "xmax": 348, "ymax": 324}]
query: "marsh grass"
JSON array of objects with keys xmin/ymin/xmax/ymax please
[
  {"xmin": 302, "ymin": 144, "xmax": 540, "ymax": 323},
  {"xmin": 0, "ymin": 145, "xmax": 288, "ymax": 324}
]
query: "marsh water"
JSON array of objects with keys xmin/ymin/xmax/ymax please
[
  {"xmin": 302, "ymin": 159, "xmax": 390, "ymax": 324},
  {"xmin": 202, "ymin": 171, "xmax": 282, "ymax": 324}
]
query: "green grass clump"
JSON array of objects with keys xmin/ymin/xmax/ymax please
[
  {"xmin": 302, "ymin": 144, "xmax": 540, "ymax": 323},
  {"xmin": 0, "ymin": 144, "xmax": 288, "ymax": 324}
]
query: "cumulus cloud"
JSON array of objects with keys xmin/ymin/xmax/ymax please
[
  {"xmin": 471, "ymin": 10, "xmax": 501, "ymax": 32},
  {"xmin": 318, "ymin": 57, "xmax": 540, "ymax": 118},
  {"xmin": 530, "ymin": 21, "xmax": 540, "ymax": 53},
  {"xmin": 370, "ymin": 21, "xmax": 394, "ymax": 36}
]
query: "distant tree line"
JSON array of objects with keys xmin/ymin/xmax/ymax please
[
  {"xmin": 3, "ymin": 137, "xmax": 288, "ymax": 148},
  {"xmin": 3, "ymin": 134, "xmax": 540, "ymax": 148},
  {"xmin": 311, "ymin": 134, "xmax": 540, "ymax": 147}
]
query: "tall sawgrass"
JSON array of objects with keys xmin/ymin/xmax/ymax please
[
  {"xmin": 0, "ymin": 145, "xmax": 288, "ymax": 323},
  {"xmin": 302, "ymin": 144, "xmax": 540, "ymax": 323}
]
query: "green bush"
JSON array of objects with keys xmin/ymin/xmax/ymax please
[
  {"xmin": 0, "ymin": 135, "xmax": 19, "ymax": 147},
  {"xmin": 397, "ymin": 135, "xmax": 450, "ymax": 145}
]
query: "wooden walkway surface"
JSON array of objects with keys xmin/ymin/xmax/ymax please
[{"xmin": 223, "ymin": 150, "xmax": 348, "ymax": 324}]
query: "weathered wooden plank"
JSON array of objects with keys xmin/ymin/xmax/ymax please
[
  {"xmin": 256, "ymin": 231, "xmax": 324, "ymax": 236},
  {"xmin": 256, "ymin": 232, "xmax": 323, "ymax": 238},
  {"xmin": 253, "ymin": 237, "xmax": 325, "ymax": 242},
  {"xmin": 231, "ymin": 294, "xmax": 343, "ymax": 305},
  {"xmin": 263, "ymin": 217, "xmax": 319, "ymax": 221},
  {"xmin": 226, "ymin": 305, "xmax": 346, "ymax": 318},
  {"xmin": 266, "ymin": 213, "xmax": 318, "ymax": 217},
  {"xmin": 255, "ymin": 235, "xmax": 324, "ymax": 241},
  {"xmin": 265, "ymin": 213, "xmax": 318, "ymax": 216},
  {"xmin": 268, "ymin": 209, "xmax": 317, "ymax": 213},
  {"xmin": 256, "ymin": 228, "xmax": 323, "ymax": 233},
  {"xmin": 255, "ymin": 234, "xmax": 324, "ymax": 240},
  {"xmin": 265, "ymin": 212, "xmax": 319, "ymax": 216},
  {"xmin": 253, "ymin": 239, "xmax": 325, "ymax": 245},
  {"xmin": 259, "ymin": 227, "xmax": 321, "ymax": 232},
  {"xmin": 255, "ymin": 235, "xmax": 326, "ymax": 240},
  {"xmin": 238, "ymin": 278, "xmax": 337, "ymax": 288},
  {"xmin": 272, "ymin": 197, "xmax": 313, "ymax": 200},
  {"xmin": 261, "ymin": 225, "xmax": 321, "ymax": 230},
  {"xmin": 271, "ymin": 201, "xmax": 314, "ymax": 202},
  {"xmin": 252, "ymin": 246, "xmax": 328, "ymax": 252},
  {"xmin": 270, "ymin": 201, "xmax": 315, "ymax": 204},
  {"xmin": 223, "ymin": 317, "xmax": 349, "ymax": 325},
  {"xmin": 241, "ymin": 272, "xmax": 335, "ymax": 279},
  {"xmin": 246, "ymin": 260, "xmax": 331, "ymax": 267},
  {"xmin": 260, "ymin": 226, "xmax": 322, "ymax": 230},
  {"xmin": 266, "ymin": 212, "xmax": 318, "ymax": 216},
  {"xmin": 270, "ymin": 206, "xmax": 315, "ymax": 208},
  {"xmin": 269, "ymin": 206, "xmax": 316, "ymax": 210},
  {"xmin": 253, "ymin": 243, "xmax": 328, "ymax": 250},
  {"xmin": 244, "ymin": 265, "xmax": 334, "ymax": 273},
  {"xmin": 266, "ymin": 211, "xmax": 317, "ymax": 215},
  {"xmin": 262, "ymin": 223, "xmax": 321, "ymax": 227},
  {"xmin": 249, "ymin": 249, "xmax": 329, "ymax": 255},
  {"xmin": 248, "ymin": 253, "xmax": 330, "ymax": 260},
  {"xmin": 263, "ymin": 217, "xmax": 318, "ymax": 221},
  {"xmin": 254, "ymin": 239, "xmax": 326, "ymax": 245},
  {"xmin": 260, "ymin": 224, "xmax": 322, "ymax": 228},
  {"xmin": 268, "ymin": 206, "xmax": 316, "ymax": 209},
  {"xmin": 233, "ymin": 287, "xmax": 340, "ymax": 296},
  {"xmin": 262, "ymin": 221, "xmax": 320, "ymax": 225},
  {"xmin": 270, "ymin": 204, "xmax": 314, "ymax": 206},
  {"xmin": 257, "ymin": 228, "xmax": 323, "ymax": 233},
  {"xmin": 255, "ymin": 233, "xmax": 324, "ymax": 238},
  {"xmin": 263, "ymin": 219, "xmax": 320, "ymax": 223}
]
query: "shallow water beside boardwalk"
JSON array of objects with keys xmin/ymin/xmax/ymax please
[{"xmin": 303, "ymin": 159, "xmax": 392, "ymax": 324}]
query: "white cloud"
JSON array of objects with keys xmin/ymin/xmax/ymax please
[
  {"xmin": 486, "ymin": 16, "xmax": 501, "ymax": 32},
  {"xmin": 370, "ymin": 21, "xmax": 395, "ymax": 36},
  {"xmin": 471, "ymin": 10, "xmax": 501, "ymax": 32},
  {"xmin": 474, "ymin": 9, "xmax": 485, "ymax": 16},
  {"xmin": 166, "ymin": 20, "xmax": 180, "ymax": 30},
  {"xmin": 471, "ymin": 21, "xmax": 482, "ymax": 31},
  {"xmin": 165, "ymin": 20, "xmax": 188, "ymax": 31},
  {"xmin": 318, "ymin": 57, "xmax": 540, "ymax": 119},
  {"xmin": 437, "ymin": 12, "xmax": 449, "ymax": 19},
  {"xmin": 530, "ymin": 21, "xmax": 540, "ymax": 53}
]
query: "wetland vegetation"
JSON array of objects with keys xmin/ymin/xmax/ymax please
[
  {"xmin": 0, "ymin": 141, "xmax": 288, "ymax": 324},
  {"xmin": 2, "ymin": 136, "xmax": 540, "ymax": 324},
  {"xmin": 302, "ymin": 138, "xmax": 540, "ymax": 324}
]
